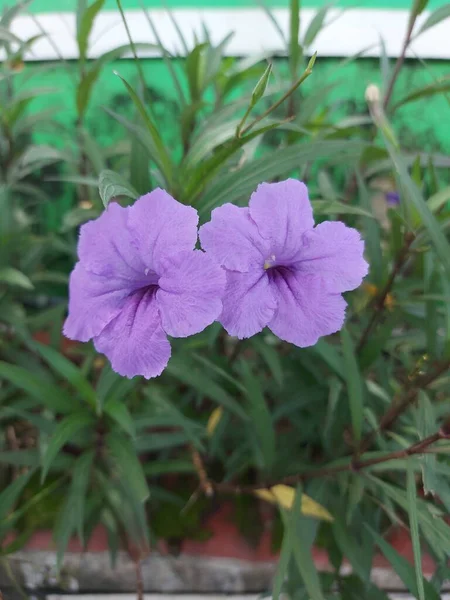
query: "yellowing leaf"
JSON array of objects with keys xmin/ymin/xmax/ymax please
[
  {"xmin": 206, "ymin": 406, "xmax": 223, "ymax": 436},
  {"xmin": 254, "ymin": 484, "xmax": 333, "ymax": 522}
]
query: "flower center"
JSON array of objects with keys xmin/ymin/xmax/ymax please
[{"xmin": 263, "ymin": 254, "xmax": 277, "ymax": 270}]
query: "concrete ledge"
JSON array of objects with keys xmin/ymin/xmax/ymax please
[{"xmin": 1, "ymin": 551, "xmax": 448, "ymax": 595}]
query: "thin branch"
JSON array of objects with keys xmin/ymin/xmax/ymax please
[
  {"xmin": 357, "ymin": 232, "xmax": 415, "ymax": 353},
  {"xmin": 383, "ymin": 5, "xmax": 418, "ymax": 110},
  {"xmin": 359, "ymin": 358, "xmax": 450, "ymax": 454},
  {"xmin": 239, "ymin": 55, "xmax": 316, "ymax": 137},
  {"xmin": 135, "ymin": 559, "xmax": 144, "ymax": 600},
  {"xmin": 190, "ymin": 444, "xmax": 213, "ymax": 497},
  {"xmin": 212, "ymin": 429, "xmax": 448, "ymax": 495}
]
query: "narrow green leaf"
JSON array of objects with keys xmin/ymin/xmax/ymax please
[
  {"xmin": 31, "ymin": 341, "xmax": 97, "ymax": 410},
  {"xmin": 41, "ymin": 413, "xmax": 94, "ymax": 482},
  {"xmin": 0, "ymin": 470, "xmax": 33, "ymax": 521},
  {"xmin": 290, "ymin": 486, "xmax": 325, "ymax": 600},
  {"xmin": 407, "ymin": 460, "xmax": 425, "ymax": 600},
  {"xmin": 311, "ymin": 339, "xmax": 345, "ymax": 379},
  {"xmin": 386, "ymin": 140, "xmax": 450, "ymax": 277},
  {"xmin": 356, "ymin": 170, "xmax": 383, "ymax": 285},
  {"xmin": 341, "ymin": 328, "xmax": 364, "ymax": 442},
  {"xmin": 303, "ymin": 5, "xmax": 329, "ymax": 48},
  {"xmin": 107, "ymin": 433, "xmax": 150, "ymax": 502},
  {"xmin": 240, "ymin": 360, "xmax": 276, "ymax": 472},
  {"xmin": 0, "ymin": 361, "xmax": 69, "ymax": 413},
  {"xmin": 392, "ymin": 76, "xmax": 450, "ymax": 111},
  {"xmin": 250, "ymin": 337, "xmax": 283, "ymax": 386},
  {"xmin": 416, "ymin": 391, "xmax": 438, "ymax": 495},
  {"xmin": 427, "ymin": 185, "xmax": 450, "ymax": 213},
  {"xmin": 272, "ymin": 520, "xmax": 293, "ymax": 600},
  {"xmin": 77, "ymin": 0, "xmax": 106, "ymax": 60},
  {"xmin": 417, "ymin": 3, "xmax": 450, "ymax": 34},
  {"xmin": 104, "ymin": 399, "xmax": 136, "ymax": 439},
  {"xmin": 99, "ymin": 169, "xmax": 138, "ymax": 208},
  {"xmin": 366, "ymin": 525, "xmax": 439, "ymax": 600},
  {"xmin": 0, "ymin": 267, "xmax": 33, "ymax": 289},
  {"xmin": 114, "ymin": 71, "xmax": 173, "ymax": 186}
]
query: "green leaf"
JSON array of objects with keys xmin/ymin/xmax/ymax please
[
  {"xmin": 41, "ymin": 413, "xmax": 95, "ymax": 482},
  {"xmin": 391, "ymin": 76, "xmax": 450, "ymax": 111},
  {"xmin": 98, "ymin": 169, "xmax": 138, "ymax": 208},
  {"xmin": 144, "ymin": 459, "xmax": 195, "ymax": 477},
  {"xmin": 0, "ymin": 361, "xmax": 69, "ymax": 413},
  {"xmin": 240, "ymin": 360, "xmax": 276, "ymax": 472},
  {"xmin": 289, "ymin": 487, "xmax": 325, "ymax": 600},
  {"xmin": 31, "ymin": 341, "xmax": 97, "ymax": 411},
  {"xmin": 311, "ymin": 339, "xmax": 345, "ymax": 379},
  {"xmin": 366, "ymin": 525, "xmax": 440, "ymax": 600},
  {"xmin": 114, "ymin": 71, "xmax": 173, "ymax": 186},
  {"xmin": 416, "ymin": 391, "xmax": 438, "ymax": 495},
  {"xmin": 341, "ymin": 328, "xmax": 364, "ymax": 443},
  {"xmin": 53, "ymin": 451, "xmax": 94, "ymax": 564},
  {"xmin": 77, "ymin": 0, "xmax": 106, "ymax": 60},
  {"xmin": 166, "ymin": 355, "xmax": 248, "ymax": 420},
  {"xmin": 356, "ymin": 170, "xmax": 383, "ymax": 285},
  {"xmin": 273, "ymin": 518, "xmax": 293, "ymax": 600},
  {"xmin": 250, "ymin": 337, "xmax": 283, "ymax": 386},
  {"xmin": 104, "ymin": 399, "xmax": 136, "ymax": 439},
  {"xmin": 303, "ymin": 5, "xmax": 330, "ymax": 48},
  {"xmin": 0, "ymin": 267, "xmax": 33, "ymax": 290},
  {"xmin": 386, "ymin": 141, "xmax": 450, "ymax": 277},
  {"xmin": 106, "ymin": 433, "xmax": 149, "ymax": 502},
  {"xmin": 427, "ymin": 185, "xmax": 450, "ymax": 213},
  {"xmin": 311, "ymin": 199, "xmax": 373, "ymax": 218},
  {"xmin": 417, "ymin": 3, "xmax": 450, "ymax": 34},
  {"xmin": 198, "ymin": 140, "xmax": 367, "ymax": 215},
  {"xmin": 333, "ymin": 513, "xmax": 372, "ymax": 581},
  {"xmin": 407, "ymin": 460, "xmax": 425, "ymax": 600},
  {"xmin": 0, "ymin": 470, "xmax": 33, "ymax": 521}
]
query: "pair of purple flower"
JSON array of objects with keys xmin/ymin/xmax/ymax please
[{"xmin": 64, "ymin": 179, "xmax": 368, "ymax": 379}]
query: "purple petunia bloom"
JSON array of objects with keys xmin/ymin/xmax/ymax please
[
  {"xmin": 385, "ymin": 191, "xmax": 400, "ymax": 207},
  {"xmin": 64, "ymin": 190, "xmax": 225, "ymax": 379},
  {"xmin": 199, "ymin": 179, "xmax": 368, "ymax": 347}
]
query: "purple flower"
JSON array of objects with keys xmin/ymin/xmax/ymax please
[
  {"xmin": 199, "ymin": 179, "xmax": 368, "ymax": 346},
  {"xmin": 64, "ymin": 190, "xmax": 225, "ymax": 379},
  {"xmin": 386, "ymin": 191, "xmax": 400, "ymax": 207}
]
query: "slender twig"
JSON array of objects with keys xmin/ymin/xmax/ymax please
[
  {"xmin": 357, "ymin": 232, "xmax": 415, "ymax": 353},
  {"xmin": 383, "ymin": 6, "xmax": 418, "ymax": 110},
  {"xmin": 190, "ymin": 444, "xmax": 213, "ymax": 497},
  {"xmin": 359, "ymin": 358, "xmax": 450, "ymax": 454},
  {"xmin": 212, "ymin": 429, "xmax": 448, "ymax": 495},
  {"xmin": 135, "ymin": 559, "xmax": 144, "ymax": 600}
]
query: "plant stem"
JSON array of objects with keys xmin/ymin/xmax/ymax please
[
  {"xmin": 357, "ymin": 232, "xmax": 415, "ymax": 353},
  {"xmin": 213, "ymin": 429, "xmax": 448, "ymax": 494},
  {"xmin": 383, "ymin": 5, "xmax": 418, "ymax": 110},
  {"xmin": 359, "ymin": 358, "xmax": 450, "ymax": 454},
  {"xmin": 190, "ymin": 443, "xmax": 213, "ymax": 497},
  {"xmin": 135, "ymin": 559, "xmax": 144, "ymax": 600},
  {"xmin": 240, "ymin": 56, "xmax": 315, "ymax": 137}
]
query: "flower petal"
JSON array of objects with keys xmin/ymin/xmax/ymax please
[
  {"xmin": 63, "ymin": 263, "xmax": 130, "ymax": 342},
  {"xmin": 78, "ymin": 201, "xmax": 146, "ymax": 280},
  {"xmin": 199, "ymin": 203, "xmax": 268, "ymax": 272},
  {"xmin": 220, "ymin": 269, "xmax": 276, "ymax": 338},
  {"xmin": 128, "ymin": 189, "xmax": 199, "ymax": 273},
  {"xmin": 93, "ymin": 289, "xmax": 171, "ymax": 379},
  {"xmin": 249, "ymin": 179, "xmax": 314, "ymax": 262},
  {"xmin": 297, "ymin": 221, "xmax": 369, "ymax": 292},
  {"xmin": 268, "ymin": 269, "xmax": 346, "ymax": 347},
  {"xmin": 157, "ymin": 250, "xmax": 226, "ymax": 337}
]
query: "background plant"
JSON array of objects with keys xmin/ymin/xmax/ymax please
[{"xmin": 1, "ymin": 0, "xmax": 450, "ymax": 599}]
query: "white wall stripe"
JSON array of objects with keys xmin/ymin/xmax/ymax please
[{"xmin": 8, "ymin": 8, "xmax": 450, "ymax": 61}]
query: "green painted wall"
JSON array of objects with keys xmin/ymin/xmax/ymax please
[{"xmin": 1, "ymin": 0, "xmax": 448, "ymax": 11}]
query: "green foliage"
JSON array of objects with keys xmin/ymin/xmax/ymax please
[{"xmin": 1, "ymin": 0, "xmax": 450, "ymax": 598}]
